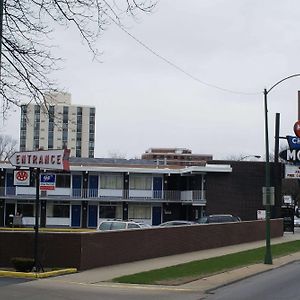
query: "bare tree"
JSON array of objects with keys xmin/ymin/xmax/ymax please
[
  {"xmin": 223, "ymin": 154, "xmax": 261, "ymax": 161},
  {"xmin": 0, "ymin": 134, "xmax": 17, "ymax": 160},
  {"xmin": 0, "ymin": 0, "xmax": 155, "ymax": 117}
]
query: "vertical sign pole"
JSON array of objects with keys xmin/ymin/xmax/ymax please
[
  {"xmin": 264, "ymin": 89, "xmax": 272, "ymax": 264},
  {"xmin": 34, "ymin": 168, "xmax": 40, "ymax": 272}
]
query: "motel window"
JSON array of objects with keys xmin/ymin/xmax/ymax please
[
  {"xmin": 47, "ymin": 202, "xmax": 70, "ymax": 218},
  {"xmin": 100, "ymin": 174, "xmax": 123, "ymax": 190},
  {"xmin": 17, "ymin": 202, "xmax": 34, "ymax": 217},
  {"xmin": 129, "ymin": 175, "xmax": 152, "ymax": 190},
  {"xmin": 99, "ymin": 205, "xmax": 122, "ymax": 219},
  {"xmin": 128, "ymin": 204, "xmax": 151, "ymax": 219},
  {"xmin": 55, "ymin": 174, "xmax": 70, "ymax": 188}
]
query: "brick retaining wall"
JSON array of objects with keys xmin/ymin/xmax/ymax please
[{"xmin": 0, "ymin": 219, "xmax": 283, "ymax": 270}]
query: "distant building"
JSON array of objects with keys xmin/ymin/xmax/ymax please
[
  {"xmin": 19, "ymin": 92, "xmax": 95, "ymax": 158},
  {"xmin": 141, "ymin": 148, "xmax": 213, "ymax": 166}
]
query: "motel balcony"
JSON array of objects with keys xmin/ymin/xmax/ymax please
[{"xmin": 1, "ymin": 187, "xmax": 206, "ymax": 205}]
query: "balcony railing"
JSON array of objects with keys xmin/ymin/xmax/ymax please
[{"xmin": 0, "ymin": 187, "xmax": 206, "ymax": 204}]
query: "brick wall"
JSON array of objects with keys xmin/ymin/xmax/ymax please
[
  {"xmin": 0, "ymin": 219, "xmax": 283, "ymax": 270},
  {"xmin": 206, "ymin": 161, "xmax": 283, "ymax": 220}
]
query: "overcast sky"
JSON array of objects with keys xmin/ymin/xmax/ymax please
[{"xmin": 2, "ymin": 0, "xmax": 300, "ymax": 159}]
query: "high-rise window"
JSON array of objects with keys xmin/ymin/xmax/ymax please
[
  {"xmin": 20, "ymin": 105, "xmax": 27, "ymax": 150},
  {"xmin": 48, "ymin": 106, "xmax": 54, "ymax": 149},
  {"xmin": 88, "ymin": 107, "xmax": 95, "ymax": 158},
  {"xmin": 76, "ymin": 107, "xmax": 83, "ymax": 157},
  {"xmin": 20, "ymin": 105, "xmax": 27, "ymax": 130},
  {"xmin": 33, "ymin": 105, "xmax": 40, "ymax": 150},
  {"xmin": 62, "ymin": 106, "xmax": 68, "ymax": 149}
]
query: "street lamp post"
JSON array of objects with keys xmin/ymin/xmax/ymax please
[{"xmin": 263, "ymin": 74, "xmax": 300, "ymax": 265}]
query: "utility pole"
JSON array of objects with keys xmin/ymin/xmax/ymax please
[
  {"xmin": 298, "ymin": 91, "xmax": 300, "ymax": 120},
  {"xmin": 263, "ymin": 74, "xmax": 300, "ymax": 265},
  {"xmin": 263, "ymin": 88, "xmax": 272, "ymax": 265}
]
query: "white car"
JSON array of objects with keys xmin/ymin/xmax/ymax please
[
  {"xmin": 158, "ymin": 220, "xmax": 196, "ymax": 227},
  {"xmin": 97, "ymin": 220, "xmax": 143, "ymax": 231}
]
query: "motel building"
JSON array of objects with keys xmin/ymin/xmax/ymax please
[{"xmin": 0, "ymin": 156, "xmax": 233, "ymax": 228}]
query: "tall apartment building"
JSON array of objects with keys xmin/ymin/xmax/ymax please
[{"xmin": 19, "ymin": 92, "xmax": 95, "ymax": 158}]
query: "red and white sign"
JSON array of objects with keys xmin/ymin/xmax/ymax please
[
  {"xmin": 285, "ymin": 165, "xmax": 300, "ymax": 179},
  {"xmin": 9, "ymin": 149, "xmax": 70, "ymax": 171},
  {"xmin": 40, "ymin": 174, "xmax": 56, "ymax": 191},
  {"xmin": 294, "ymin": 120, "xmax": 300, "ymax": 138},
  {"xmin": 14, "ymin": 170, "xmax": 30, "ymax": 186}
]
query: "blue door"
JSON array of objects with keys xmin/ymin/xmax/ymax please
[
  {"xmin": 6, "ymin": 173, "xmax": 16, "ymax": 195},
  {"xmin": 72, "ymin": 175, "xmax": 82, "ymax": 197},
  {"xmin": 88, "ymin": 205, "xmax": 98, "ymax": 228},
  {"xmin": 152, "ymin": 207, "xmax": 162, "ymax": 225},
  {"xmin": 71, "ymin": 205, "xmax": 81, "ymax": 227},
  {"xmin": 153, "ymin": 177, "xmax": 163, "ymax": 199},
  {"xmin": 89, "ymin": 175, "xmax": 98, "ymax": 198}
]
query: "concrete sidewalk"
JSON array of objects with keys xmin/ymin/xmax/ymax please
[{"xmin": 52, "ymin": 231, "xmax": 300, "ymax": 289}]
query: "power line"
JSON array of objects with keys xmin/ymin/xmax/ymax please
[{"xmin": 108, "ymin": 16, "xmax": 261, "ymax": 96}]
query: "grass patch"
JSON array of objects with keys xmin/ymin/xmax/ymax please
[{"xmin": 112, "ymin": 240, "xmax": 300, "ymax": 285}]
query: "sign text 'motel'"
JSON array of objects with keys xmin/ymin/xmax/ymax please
[
  {"xmin": 9, "ymin": 149, "xmax": 70, "ymax": 171},
  {"xmin": 279, "ymin": 149, "xmax": 300, "ymax": 163}
]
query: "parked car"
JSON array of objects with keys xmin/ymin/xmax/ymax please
[
  {"xmin": 294, "ymin": 216, "xmax": 300, "ymax": 227},
  {"xmin": 136, "ymin": 222, "xmax": 152, "ymax": 228},
  {"xmin": 158, "ymin": 220, "xmax": 196, "ymax": 227},
  {"xmin": 197, "ymin": 214, "xmax": 241, "ymax": 224},
  {"xmin": 97, "ymin": 220, "xmax": 143, "ymax": 231}
]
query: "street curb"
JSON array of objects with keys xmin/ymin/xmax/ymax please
[
  {"xmin": 186, "ymin": 253, "xmax": 300, "ymax": 293},
  {"xmin": 204, "ymin": 259, "xmax": 299, "ymax": 295},
  {"xmin": 0, "ymin": 268, "xmax": 77, "ymax": 279}
]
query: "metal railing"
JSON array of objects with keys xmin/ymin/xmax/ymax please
[{"xmin": 0, "ymin": 187, "xmax": 206, "ymax": 204}]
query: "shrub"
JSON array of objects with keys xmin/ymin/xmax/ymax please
[{"xmin": 11, "ymin": 257, "xmax": 34, "ymax": 272}]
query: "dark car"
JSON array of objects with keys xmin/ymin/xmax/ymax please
[{"xmin": 198, "ymin": 214, "xmax": 241, "ymax": 224}]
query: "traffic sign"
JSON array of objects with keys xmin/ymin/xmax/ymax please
[{"xmin": 9, "ymin": 149, "xmax": 70, "ymax": 171}]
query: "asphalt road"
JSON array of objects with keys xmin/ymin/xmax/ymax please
[
  {"xmin": 202, "ymin": 261, "xmax": 300, "ymax": 300},
  {"xmin": 2, "ymin": 261, "xmax": 300, "ymax": 300},
  {"xmin": 0, "ymin": 277, "xmax": 201, "ymax": 300}
]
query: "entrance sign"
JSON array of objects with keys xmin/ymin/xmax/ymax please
[
  {"xmin": 9, "ymin": 149, "xmax": 70, "ymax": 171},
  {"xmin": 294, "ymin": 121, "xmax": 300, "ymax": 138},
  {"xmin": 9, "ymin": 149, "xmax": 70, "ymax": 273},
  {"xmin": 40, "ymin": 174, "xmax": 56, "ymax": 191},
  {"xmin": 14, "ymin": 170, "xmax": 30, "ymax": 186}
]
